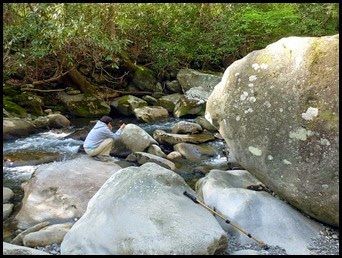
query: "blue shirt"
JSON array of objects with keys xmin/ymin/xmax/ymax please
[{"xmin": 83, "ymin": 121, "xmax": 123, "ymax": 149}]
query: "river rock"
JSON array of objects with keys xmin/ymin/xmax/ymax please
[
  {"xmin": 153, "ymin": 129, "xmax": 215, "ymax": 145},
  {"xmin": 176, "ymin": 68, "xmax": 222, "ymax": 94},
  {"xmin": 126, "ymin": 152, "xmax": 176, "ymax": 170},
  {"xmin": 15, "ymin": 155, "xmax": 122, "ymax": 229},
  {"xmin": 3, "ymin": 118, "xmax": 37, "ymax": 140},
  {"xmin": 23, "ymin": 223, "xmax": 73, "ymax": 247},
  {"xmin": 111, "ymin": 124, "xmax": 158, "ymax": 157},
  {"xmin": 173, "ymin": 143, "xmax": 217, "ymax": 162},
  {"xmin": 3, "ymin": 187, "xmax": 14, "ymax": 203},
  {"xmin": 156, "ymin": 93, "xmax": 183, "ymax": 113},
  {"xmin": 3, "ymin": 203, "xmax": 14, "ymax": 220},
  {"xmin": 61, "ymin": 163, "xmax": 228, "ymax": 255},
  {"xmin": 110, "ymin": 95, "xmax": 147, "ymax": 116},
  {"xmin": 205, "ymin": 34, "xmax": 339, "ymax": 227},
  {"xmin": 58, "ymin": 92, "xmax": 110, "ymax": 117},
  {"xmin": 165, "ymin": 80, "xmax": 182, "ymax": 93},
  {"xmin": 142, "ymin": 95, "xmax": 158, "ymax": 105},
  {"xmin": 147, "ymin": 144, "xmax": 167, "ymax": 158},
  {"xmin": 11, "ymin": 221, "xmax": 50, "ymax": 246},
  {"xmin": 3, "ymin": 242, "xmax": 51, "ymax": 255},
  {"xmin": 166, "ymin": 151, "xmax": 183, "ymax": 161},
  {"xmin": 171, "ymin": 121, "xmax": 202, "ymax": 134},
  {"xmin": 194, "ymin": 116, "xmax": 217, "ymax": 131},
  {"xmin": 47, "ymin": 114, "xmax": 70, "ymax": 128},
  {"xmin": 173, "ymin": 96, "xmax": 206, "ymax": 118},
  {"xmin": 133, "ymin": 106, "xmax": 169, "ymax": 123}
]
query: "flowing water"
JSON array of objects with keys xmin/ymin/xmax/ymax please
[{"xmin": 3, "ymin": 116, "xmax": 228, "ymax": 241}]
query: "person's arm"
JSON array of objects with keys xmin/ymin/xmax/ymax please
[{"xmin": 102, "ymin": 123, "xmax": 125, "ymax": 140}]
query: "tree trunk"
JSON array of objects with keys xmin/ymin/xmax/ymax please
[{"xmin": 62, "ymin": 68, "xmax": 97, "ymax": 95}]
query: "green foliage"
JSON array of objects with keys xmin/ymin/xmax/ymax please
[{"xmin": 3, "ymin": 3, "xmax": 339, "ymax": 81}]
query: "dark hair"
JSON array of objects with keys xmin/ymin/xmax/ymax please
[{"xmin": 100, "ymin": 116, "xmax": 113, "ymax": 125}]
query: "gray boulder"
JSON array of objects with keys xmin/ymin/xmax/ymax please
[
  {"xmin": 147, "ymin": 144, "xmax": 167, "ymax": 158},
  {"xmin": 133, "ymin": 106, "xmax": 169, "ymax": 123},
  {"xmin": 111, "ymin": 124, "xmax": 158, "ymax": 157},
  {"xmin": 3, "ymin": 203, "xmax": 14, "ymax": 220},
  {"xmin": 23, "ymin": 223, "xmax": 73, "ymax": 247},
  {"xmin": 156, "ymin": 93, "xmax": 183, "ymax": 113},
  {"xmin": 61, "ymin": 163, "xmax": 228, "ymax": 255},
  {"xmin": 206, "ymin": 34, "xmax": 339, "ymax": 227},
  {"xmin": 165, "ymin": 80, "xmax": 183, "ymax": 93},
  {"xmin": 173, "ymin": 143, "xmax": 217, "ymax": 162},
  {"xmin": 126, "ymin": 152, "xmax": 176, "ymax": 170},
  {"xmin": 3, "ymin": 187, "xmax": 14, "ymax": 203},
  {"xmin": 3, "ymin": 118, "xmax": 37, "ymax": 140},
  {"xmin": 171, "ymin": 121, "xmax": 202, "ymax": 134},
  {"xmin": 196, "ymin": 170, "xmax": 324, "ymax": 255},
  {"xmin": 3, "ymin": 242, "xmax": 51, "ymax": 255},
  {"xmin": 111, "ymin": 95, "xmax": 147, "ymax": 116},
  {"xmin": 58, "ymin": 92, "xmax": 110, "ymax": 117},
  {"xmin": 173, "ymin": 96, "xmax": 206, "ymax": 118},
  {"xmin": 177, "ymin": 69, "xmax": 222, "ymax": 94},
  {"xmin": 153, "ymin": 129, "xmax": 215, "ymax": 145},
  {"xmin": 15, "ymin": 155, "xmax": 122, "ymax": 229},
  {"xmin": 47, "ymin": 114, "xmax": 70, "ymax": 128}
]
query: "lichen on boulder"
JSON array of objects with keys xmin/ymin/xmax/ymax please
[{"xmin": 205, "ymin": 34, "xmax": 339, "ymax": 227}]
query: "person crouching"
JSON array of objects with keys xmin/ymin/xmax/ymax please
[{"xmin": 83, "ymin": 116, "xmax": 126, "ymax": 162}]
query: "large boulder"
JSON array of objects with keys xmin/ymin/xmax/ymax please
[
  {"xmin": 176, "ymin": 69, "xmax": 222, "ymax": 94},
  {"xmin": 58, "ymin": 92, "xmax": 110, "ymax": 117},
  {"xmin": 205, "ymin": 34, "xmax": 339, "ymax": 227},
  {"xmin": 110, "ymin": 124, "xmax": 158, "ymax": 157},
  {"xmin": 196, "ymin": 171, "xmax": 324, "ymax": 255},
  {"xmin": 133, "ymin": 106, "xmax": 169, "ymax": 123},
  {"xmin": 3, "ymin": 118, "xmax": 37, "ymax": 140},
  {"xmin": 110, "ymin": 95, "xmax": 147, "ymax": 116},
  {"xmin": 15, "ymin": 155, "xmax": 122, "ymax": 229},
  {"xmin": 61, "ymin": 163, "xmax": 228, "ymax": 255}
]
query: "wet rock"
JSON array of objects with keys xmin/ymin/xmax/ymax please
[
  {"xmin": 11, "ymin": 221, "xmax": 50, "ymax": 246},
  {"xmin": 147, "ymin": 144, "xmax": 167, "ymax": 158},
  {"xmin": 166, "ymin": 151, "xmax": 182, "ymax": 161},
  {"xmin": 47, "ymin": 114, "xmax": 70, "ymax": 128},
  {"xmin": 3, "ymin": 118, "xmax": 38, "ymax": 140},
  {"xmin": 156, "ymin": 93, "xmax": 183, "ymax": 113}
]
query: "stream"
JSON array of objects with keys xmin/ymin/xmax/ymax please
[{"xmin": 3, "ymin": 116, "xmax": 227, "ymax": 242}]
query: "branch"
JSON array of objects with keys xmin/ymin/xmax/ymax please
[
  {"xmin": 21, "ymin": 88, "xmax": 66, "ymax": 92},
  {"xmin": 30, "ymin": 66, "xmax": 76, "ymax": 85}
]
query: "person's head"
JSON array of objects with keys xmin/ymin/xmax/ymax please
[{"xmin": 100, "ymin": 116, "xmax": 113, "ymax": 129}]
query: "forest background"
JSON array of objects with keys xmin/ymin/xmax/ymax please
[{"xmin": 3, "ymin": 3, "xmax": 339, "ymax": 104}]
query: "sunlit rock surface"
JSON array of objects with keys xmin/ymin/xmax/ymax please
[{"xmin": 206, "ymin": 34, "xmax": 339, "ymax": 226}]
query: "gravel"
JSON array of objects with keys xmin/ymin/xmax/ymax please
[{"xmin": 34, "ymin": 227, "xmax": 339, "ymax": 255}]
